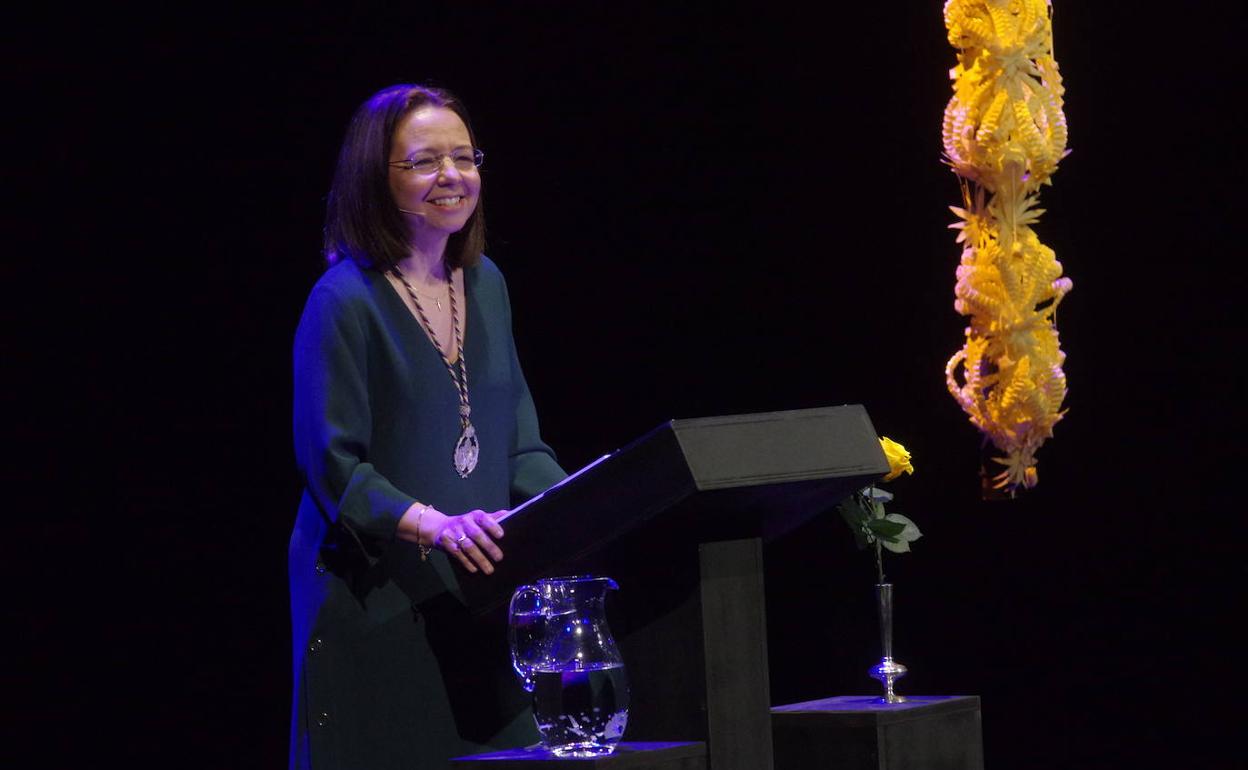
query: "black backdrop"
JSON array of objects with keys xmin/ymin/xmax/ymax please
[{"xmin": 9, "ymin": 4, "xmax": 1242, "ymax": 769}]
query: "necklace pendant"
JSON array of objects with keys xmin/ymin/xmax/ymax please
[{"xmin": 454, "ymin": 422, "xmax": 479, "ymax": 478}]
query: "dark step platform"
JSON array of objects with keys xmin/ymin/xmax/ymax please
[
  {"xmin": 452, "ymin": 742, "xmax": 707, "ymax": 769},
  {"xmin": 771, "ymin": 696, "xmax": 983, "ymax": 770}
]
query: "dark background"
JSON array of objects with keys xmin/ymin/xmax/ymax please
[{"xmin": 9, "ymin": 3, "xmax": 1242, "ymax": 768}]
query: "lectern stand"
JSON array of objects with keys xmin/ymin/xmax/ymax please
[{"xmin": 455, "ymin": 406, "xmax": 889, "ymax": 770}]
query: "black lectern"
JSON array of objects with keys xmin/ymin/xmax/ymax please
[{"xmin": 458, "ymin": 405, "xmax": 888, "ymax": 770}]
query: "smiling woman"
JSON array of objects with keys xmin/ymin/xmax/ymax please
[
  {"xmin": 387, "ymin": 108, "xmax": 483, "ymax": 246},
  {"xmin": 289, "ymin": 84, "xmax": 567, "ymax": 770},
  {"xmin": 323, "ymin": 85, "xmax": 486, "ymax": 274}
]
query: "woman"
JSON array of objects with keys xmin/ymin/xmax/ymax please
[{"xmin": 289, "ymin": 84, "xmax": 566, "ymax": 770}]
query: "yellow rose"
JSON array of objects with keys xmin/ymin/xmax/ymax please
[{"xmin": 879, "ymin": 437, "xmax": 915, "ymax": 482}]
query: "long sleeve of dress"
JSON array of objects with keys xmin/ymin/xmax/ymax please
[{"xmin": 293, "ymin": 281, "xmax": 414, "ymax": 541}]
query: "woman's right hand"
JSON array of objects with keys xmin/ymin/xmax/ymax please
[{"xmin": 398, "ymin": 504, "xmax": 506, "ymax": 575}]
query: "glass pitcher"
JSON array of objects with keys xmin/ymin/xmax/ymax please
[{"xmin": 508, "ymin": 575, "xmax": 629, "ymax": 757}]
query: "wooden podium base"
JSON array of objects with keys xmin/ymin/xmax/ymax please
[
  {"xmin": 452, "ymin": 741, "xmax": 707, "ymax": 769},
  {"xmin": 771, "ymin": 696, "xmax": 983, "ymax": 770}
]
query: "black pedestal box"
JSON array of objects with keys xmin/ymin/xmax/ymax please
[{"xmin": 771, "ymin": 696, "xmax": 984, "ymax": 770}]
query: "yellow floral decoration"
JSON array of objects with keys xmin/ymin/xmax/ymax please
[
  {"xmin": 880, "ymin": 437, "xmax": 915, "ymax": 482},
  {"xmin": 941, "ymin": 0, "xmax": 1071, "ymax": 494}
]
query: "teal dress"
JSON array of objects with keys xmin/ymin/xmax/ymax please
[{"xmin": 289, "ymin": 256, "xmax": 566, "ymax": 770}]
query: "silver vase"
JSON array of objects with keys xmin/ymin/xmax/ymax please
[{"xmin": 868, "ymin": 582, "xmax": 908, "ymax": 703}]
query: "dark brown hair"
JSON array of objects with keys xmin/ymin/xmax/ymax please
[{"xmin": 324, "ymin": 84, "xmax": 484, "ymax": 271}]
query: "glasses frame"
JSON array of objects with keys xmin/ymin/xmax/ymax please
[{"xmin": 388, "ymin": 148, "xmax": 485, "ymax": 176}]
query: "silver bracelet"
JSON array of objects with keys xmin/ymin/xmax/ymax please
[{"xmin": 415, "ymin": 503, "xmax": 433, "ymax": 561}]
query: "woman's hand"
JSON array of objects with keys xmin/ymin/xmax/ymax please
[{"xmin": 398, "ymin": 504, "xmax": 506, "ymax": 575}]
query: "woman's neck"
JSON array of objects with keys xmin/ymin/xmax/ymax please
[{"xmin": 396, "ymin": 236, "xmax": 451, "ymax": 283}]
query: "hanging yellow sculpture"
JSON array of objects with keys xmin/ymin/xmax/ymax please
[{"xmin": 941, "ymin": 0, "xmax": 1071, "ymax": 494}]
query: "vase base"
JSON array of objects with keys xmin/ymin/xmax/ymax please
[{"xmin": 869, "ymin": 657, "xmax": 908, "ymax": 703}]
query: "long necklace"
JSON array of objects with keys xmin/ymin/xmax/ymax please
[
  {"xmin": 392, "ymin": 267, "xmax": 478, "ymax": 478},
  {"xmin": 404, "ymin": 284, "xmax": 444, "ymax": 310}
]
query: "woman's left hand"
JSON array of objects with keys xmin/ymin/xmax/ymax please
[
  {"xmin": 436, "ymin": 509, "xmax": 506, "ymax": 575},
  {"xmin": 397, "ymin": 504, "xmax": 507, "ymax": 574}
]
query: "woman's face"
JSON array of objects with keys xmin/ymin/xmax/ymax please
[{"xmin": 388, "ymin": 106, "xmax": 481, "ymax": 242}]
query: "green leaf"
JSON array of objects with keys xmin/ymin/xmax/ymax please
[
  {"xmin": 881, "ymin": 538, "xmax": 911, "ymax": 554},
  {"xmin": 866, "ymin": 518, "xmax": 906, "ymax": 539},
  {"xmin": 837, "ymin": 500, "xmax": 871, "ymax": 550},
  {"xmin": 885, "ymin": 514, "xmax": 922, "ymax": 541},
  {"xmin": 879, "ymin": 514, "xmax": 922, "ymax": 554},
  {"xmin": 837, "ymin": 500, "xmax": 867, "ymax": 527}
]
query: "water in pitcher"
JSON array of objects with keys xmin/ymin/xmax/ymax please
[
  {"xmin": 509, "ymin": 609, "xmax": 546, "ymax": 683},
  {"xmin": 532, "ymin": 663, "xmax": 629, "ymax": 756}
]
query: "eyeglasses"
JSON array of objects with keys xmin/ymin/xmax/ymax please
[{"xmin": 388, "ymin": 148, "xmax": 484, "ymax": 176}]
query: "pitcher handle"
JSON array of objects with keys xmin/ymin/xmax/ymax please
[{"xmin": 508, "ymin": 584, "xmax": 541, "ymax": 692}]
